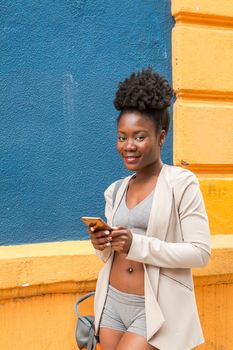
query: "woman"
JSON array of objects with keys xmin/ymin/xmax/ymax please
[{"xmin": 89, "ymin": 68, "xmax": 211, "ymax": 350}]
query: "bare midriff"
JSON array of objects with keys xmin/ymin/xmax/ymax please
[
  {"xmin": 108, "ymin": 169, "xmax": 163, "ymax": 296},
  {"xmin": 109, "ymin": 252, "xmax": 144, "ymax": 295}
]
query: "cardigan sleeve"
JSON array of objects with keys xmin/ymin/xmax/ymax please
[
  {"xmin": 126, "ymin": 172, "xmax": 211, "ymax": 268},
  {"xmin": 94, "ymin": 182, "xmax": 115, "ymax": 263}
]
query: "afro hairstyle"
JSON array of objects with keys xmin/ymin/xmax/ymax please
[{"xmin": 114, "ymin": 67, "xmax": 174, "ymax": 134}]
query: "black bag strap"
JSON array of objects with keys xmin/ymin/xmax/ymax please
[{"xmin": 74, "ymin": 291, "xmax": 95, "ymax": 317}]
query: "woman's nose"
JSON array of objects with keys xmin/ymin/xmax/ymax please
[{"xmin": 125, "ymin": 139, "xmax": 136, "ymax": 150}]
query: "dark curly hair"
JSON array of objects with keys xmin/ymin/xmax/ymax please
[{"xmin": 113, "ymin": 67, "xmax": 173, "ymax": 134}]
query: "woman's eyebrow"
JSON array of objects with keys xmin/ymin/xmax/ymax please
[{"xmin": 118, "ymin": 129, "xmax": 148, "ymax": 134}]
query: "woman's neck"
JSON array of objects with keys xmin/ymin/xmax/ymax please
[{"xmin": 134, "ymin": 161, "xmax": 164, "ymax": 182}]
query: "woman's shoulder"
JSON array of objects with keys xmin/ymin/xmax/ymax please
[
  {"xmin": 164, "ymin": 164, "xmax": 198, "ymax": 187},
  {"xmin": 104, "ymin": 175, "xmax": 131, "ymax": 198}
]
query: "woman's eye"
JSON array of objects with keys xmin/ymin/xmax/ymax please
[
  {"xmin": 118, "ymin": 136, "xmax": 126, "ymax": 142},
  {"xmin": 136, "ymin": 136, "xmax": 145, "ymax": 141}
]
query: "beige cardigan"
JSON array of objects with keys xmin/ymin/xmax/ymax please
[{"xmin": 94, "ymin": 164, "xmax": 211, "ymax": 350}]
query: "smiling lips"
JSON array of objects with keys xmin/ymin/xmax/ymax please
[{"xmin": 124, "ymin": 155, "xmax": 141, "ymax": 163}]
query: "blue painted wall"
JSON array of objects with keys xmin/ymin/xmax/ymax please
[{"xmin": 0, "ymin": 1, "xmax": 173, "ymax": 245}]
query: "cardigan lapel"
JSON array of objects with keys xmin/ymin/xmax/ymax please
[
  {"xmin": 147, "ymin": 165, "xmax": 173, "ymax": 242},
  {"xmin": 144, "ymin": 165, "xmax": 173, "ymax": 339}
]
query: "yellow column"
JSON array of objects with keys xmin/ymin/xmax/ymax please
[
  {"xmin": 172, "ymin": 1, "xmax": 233, "ymax": 349},
  {"xmin": 172, "ymin": 0, "xmax": 233, "ymax": 234}
]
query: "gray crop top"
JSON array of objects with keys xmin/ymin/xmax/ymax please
[{"xmin": 112, "ymin": 186, "xmax": 154, "ymax": 235}]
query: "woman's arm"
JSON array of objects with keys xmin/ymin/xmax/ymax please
[
  {"xmin": 126, "ymin": 174, "xmax": 211, "ymax": 268},
  {"xmin": 93, "ymin": 182, "xmax": 115, "ymax": 262}
]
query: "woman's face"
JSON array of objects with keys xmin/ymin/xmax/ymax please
[{"xmin": 117, "ymin": 112, "xmax": 165, "ymax": 173}]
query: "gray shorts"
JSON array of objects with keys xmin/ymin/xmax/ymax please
[{"xmin": 99, "ymin": 284, "xmax": 147, "ymax": 339}]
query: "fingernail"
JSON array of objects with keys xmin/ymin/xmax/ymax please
[
  {"xmin": 90, "ymin": 227, "xmax": 94, "ymax": 232},
  {"xmin": 106, "ymin": 242, "xmax": 111, "ymax": 246},
  {"xmin": 105, "ymin": 230, "xmax": 110, "ymax": 235}
]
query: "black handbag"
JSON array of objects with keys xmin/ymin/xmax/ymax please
[{"xmin": 74, "ymin": 291, "xmax": 99, "ymax": 350}]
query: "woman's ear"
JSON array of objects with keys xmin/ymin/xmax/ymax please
[{"xmin": 159, "ymin": 129, "xmax": 166, "ymax": 147}]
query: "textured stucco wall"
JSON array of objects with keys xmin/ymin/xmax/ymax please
[
  {"xmin": 0, "ymin": 235, "xmax": 233, "ymax": 350},
  {"xmin": 0, "ymin": 1, "xmax": 173, "ymax": 244},
  {"xmin": 172, "ymin": 0, "xmax": 233, "ymax": 234}
]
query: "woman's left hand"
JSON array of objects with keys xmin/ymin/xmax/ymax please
[{"xmin": 110, "ymin": 226, "xmax": 132, "ymax": 253}]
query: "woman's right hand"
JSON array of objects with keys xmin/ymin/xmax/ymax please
[{"xmin": 88, "ymin": 227, "xmax": 112, "ymax": 251}]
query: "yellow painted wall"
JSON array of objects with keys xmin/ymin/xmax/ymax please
[
  {"xmin": 0, "ymin": 241, "xmax": 102, "ymax": 350},
  {"xmin": 0, "ymin": 237, "xmax": 233, "ymax": 350},
  {"xmin": 172, "ymin": 0, "xmax": 233, "ymax": 234},
  {"xmin": 193, "ymin": 235, "xmax": 233, "ymax": 349},
  {"xmin": 172, "ymin": 2, "xmax": 233, "ymax": 348}
]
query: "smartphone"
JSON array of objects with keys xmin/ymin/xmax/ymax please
[{"xmin": 81, "ymin": 216, "xmax": 111, "ymax": 231}]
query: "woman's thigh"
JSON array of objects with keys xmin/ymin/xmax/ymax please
[
  {"xmin": 99, "ymin": 327, "xmax": 125, "ymax": 350},
  {"xmin": 99, "ymin": 328, "xmax": 158, "ymax": 350},
  {"xmin": 116, "ymin": 331, "xmax": 158, "ymax": 350}
]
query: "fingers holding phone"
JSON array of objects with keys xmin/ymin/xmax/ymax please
[
  {"xmin": 89, "ymin": 227, "xmax": 112, "ymax": 251},
  {"xmin": 110, "ymin": 226, "xmax": 133, "ymax": 253},
  {"xmin": 81, "ymin": 216, "xmax": 112, "ymax": 250}
]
